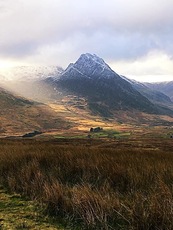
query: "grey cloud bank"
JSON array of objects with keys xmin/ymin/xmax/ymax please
[{"xmin": 0, "ymin": 0, "xmax": 173, "ymax": 81}]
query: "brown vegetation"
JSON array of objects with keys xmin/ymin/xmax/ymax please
[{"xmin": 0, "ymin": 138, "xmax": 173, "ymax": 229}]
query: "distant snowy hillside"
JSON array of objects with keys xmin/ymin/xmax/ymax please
[{"xmin": 0, "ymin": 66, "xmax": 64, "ymax": 81}]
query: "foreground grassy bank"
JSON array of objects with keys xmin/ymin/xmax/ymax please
[
  {"xmin": 0, "ymin": 186, "xmax": 64, "ymax": 229},
  {"xmin": 0, "ymin": 138, "xmax": 173, "ymax": 229}
]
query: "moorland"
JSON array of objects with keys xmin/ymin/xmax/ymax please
[{"xmin": 0, "ymin": 135, "xmax": 173, "ymax": 229}]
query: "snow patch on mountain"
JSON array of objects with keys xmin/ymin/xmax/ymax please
[
  {"xmin": 0, "ymin": 66, "xmax": 64, "ymax": 82},
  {"xmin": 55, "ymin": 53, "xmax": 121, "ymax": 82},
  {"xmin": 121, "ymin": 75, "xmax": 147, "ymax": 88}
]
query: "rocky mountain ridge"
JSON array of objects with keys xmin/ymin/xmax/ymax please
[
  {"xmin": 121, "ymin": 76, "xmax": 172, "ymax": 105},
  {"xmin": 145, "ymin": 81, "xmax": 173, "ymax": 101}
]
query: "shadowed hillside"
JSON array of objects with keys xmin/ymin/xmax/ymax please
[
  {"xmin": 146, "ymin": 81, "xmax": 173, "ymax": 101},
  {"xmin": 0, "ymin": 87, "xmax": 69, "ymax": 137}
]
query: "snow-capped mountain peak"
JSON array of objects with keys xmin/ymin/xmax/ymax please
[
  {"xmin": 76, "ymin": 53, "xmax": 110, "ymax": 70},
  {"xmin": 80, "ymin": 53, "xmax": 106, "ymax": 66},
  {"xmin": 58, "ymin": 53, "xmax": 118, "ymax": 81},
  {"xmin": 49, "ymin": 53, "xmax": 160, "ymax": 115}
]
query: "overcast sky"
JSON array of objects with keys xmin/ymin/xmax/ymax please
[{"xmin": 0, "ymin": 0, "xmax": 173, "ymax": 82}]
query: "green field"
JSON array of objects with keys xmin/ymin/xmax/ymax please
[
  {"xmin": 54, "ymin": 129, "xmax": 131, "ymax": 139},
  {"xmin": 0, "ymin": 186, "xmax": 64, "ymax": 229}
]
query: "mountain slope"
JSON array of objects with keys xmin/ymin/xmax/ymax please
[
  {"xmin": 0, "ymin": 87, "xmax": 68, "ymax": 137},
  {"xmin": 0, "ymin": 66, "xmax": 64, "ymax": 103},
  {"xmin": 0, "ymin": 87, "xmax": 33, "ymax": 107},
  {"xmin": 121, "ymin": 76, "xmax": 172, "ymax": 105},
  {"xmin": 145, "ymin": 82, "xmax": 173, "ymax": 101},
  {"xmin": 48, "ymin": 53, "xmax": 163, "ymax": 116}
]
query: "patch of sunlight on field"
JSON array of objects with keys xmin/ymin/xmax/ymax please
[{"xmin": 49, "ymin": 103, "xmax": 123, "ymax": 132}]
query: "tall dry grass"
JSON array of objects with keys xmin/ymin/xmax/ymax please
[{"xmin": 0, "ymin": 139, "xmax": 173, "ymax": 229}]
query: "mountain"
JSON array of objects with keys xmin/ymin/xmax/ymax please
[
  {"xmin": 0, "ymin": 86, "xmax": 33, "ymax": 108},
  {"xmin": 0, "ymin": 66, "xmax": 63, "ymax": 82},
  {"xmin": 0, "ymin": 87, "xmax": 68, "ymax": 137},
  {"xmin": 48, "ymin": 53, "xmax": 165, "ymax": 117},
  {"xmin": 145, "ymin": 81, "xmax": 173, "ymax": 101},
  {"xmin": 0, "ymin": 66, "xmax": 64, "ymax": 102},
  {"xmin": 121, "ymin": 76, "xmax": 172, "ymax": 106}
]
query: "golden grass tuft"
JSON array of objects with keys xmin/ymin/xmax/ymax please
[{"xmin": 0, "ymin": 139, "xmax": 173, "ymax": 229}]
